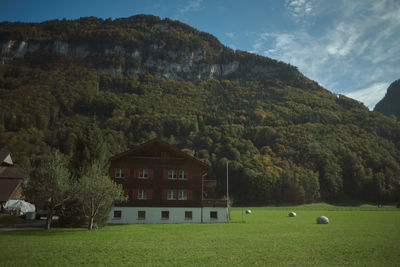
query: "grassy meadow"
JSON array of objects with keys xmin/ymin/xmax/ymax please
[{"xmin": 0, "ymin": 203, "xmax": 399, "ymax": 266}]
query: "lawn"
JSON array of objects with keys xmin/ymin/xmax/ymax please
[{"xmin": 0, "ymin": 204, "xmax": 399, "ymax": 266}]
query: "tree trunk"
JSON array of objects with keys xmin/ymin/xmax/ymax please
[
  {"xmin": 88, "ymin": 216, "xmax": 94, "ymax": 231},
  {"xmin": 46, "ymin": 207, "xmax": 53, "ymax": 230}
]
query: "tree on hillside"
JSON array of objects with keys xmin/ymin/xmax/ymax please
[
  {"xmin": 77, "ymin": 163, "xmax": 125, "ymax": 230},
  {"xmin": 70, "ymin": 122, "xmax": 109, "ymax": 179},
  {"xmin": 24, "ymin": 151, "xmax": 75, "ymax": 230}
]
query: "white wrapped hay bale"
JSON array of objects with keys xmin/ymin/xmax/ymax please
[
  {"xmin": 317, "ymin": 216, "xmax": 329, "ymax": 224},
  {"xmin": 246, "ymin": 209, "xmax": 251, "ymax": 214},
  {"xmin": 288, "ymin": 212, "xmax": 296, "ymax": 217}
]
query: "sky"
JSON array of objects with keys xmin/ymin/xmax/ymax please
[{"xmin": 0, "ymin": 0, "xmax": 399, "ymax": 110}]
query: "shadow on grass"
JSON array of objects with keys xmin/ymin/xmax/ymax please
[
  {"xmin": 106, "ymin": 223, "xmax": 132, "ymax": 227},
  {"xmin": 1, "ymin": 226, "xmax": 87, "ymax": 236},
  {"xmin": 227, "ymin": 220, "xmax": 247, "ymax": 224}
]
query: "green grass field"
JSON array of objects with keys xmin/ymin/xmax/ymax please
[{"xmin": 0, "ymin": 204, "xmax": 399, "ymax": 266}]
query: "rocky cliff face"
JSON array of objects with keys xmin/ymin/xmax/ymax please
[
  {"xmin": 1, "ymin": 39, "xmax": 296, "ymax": 81},
  {"xmin": 374, "ymin": 79, "xmax": 400, "ymax": 118},
  {"xmin": 0, "ymin": 16, "xmax": 300, "ymax": 82},
  {"xmin": 1, "ymin": 40, "xmax": 90, "ymax": 60}
]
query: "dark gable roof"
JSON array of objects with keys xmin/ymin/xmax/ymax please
[
  {"xmin": 110, "ymin": 139, "xmax": 210, "ymax": 171},
  {"xmin": 0, "ymin": 166, "xmax": 28, "ymax": 179}
]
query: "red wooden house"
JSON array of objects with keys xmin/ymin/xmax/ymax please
[{"xmin": 108, "ymin": 139, "xmax": 227, "ymax": 224}]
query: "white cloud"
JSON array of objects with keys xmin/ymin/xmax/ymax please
[
  {"xmin": 346, "ymin": 82, "xmax": 389, "ymax": 110},
  {"xmin": 251, "ymin": 0, "xmax": 400, "ymax": 108},
  {"xmin": 325, "ymin": 22, "xmax": 361, "ymax": 57},
  {"xmin": 177, "ymin": 0, "xmax": 204, "ymax": 17},
  {"xmin": 285, "ymin": 0, "xmax": 314, "ymax": 20}
]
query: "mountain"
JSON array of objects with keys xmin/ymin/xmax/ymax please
[
  {"xmin": 1, "ymin": 15, "xmax": 400, "ymax": 205},
  {"xmin": 374, "ymin": 79, "xmax": 400, "ymax": 119},
  {"xmin": 0, "ymin": 15, "xmax": 300, "ymax": 82}
]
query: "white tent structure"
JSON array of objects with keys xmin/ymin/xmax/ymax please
[{"xmin": 4, "ymin": 199, "xmax": 35, "ymax": 214}]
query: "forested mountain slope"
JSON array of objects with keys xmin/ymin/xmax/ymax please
[
  {"xmin": 374, "ymin": 79, "xmax": 400, "ymax": 119},
  {"xmin": 1, "ymin": 15, "xmax": 399, "ymax": 204}
]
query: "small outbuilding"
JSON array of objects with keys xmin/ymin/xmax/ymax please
[
  {"xmin": 3, "ymin": 199, "xmax": 35, "ymax": 215},
  {"xmin": 0, "ymin": 149, "xmax": 28, "ymax": 211}
]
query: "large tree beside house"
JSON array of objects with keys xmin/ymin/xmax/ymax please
[
  {"xmin": 24, "ymin": 150, "xmax": 75, "ymax": 230},
  {"xmin": 60, "ymin": 123, "xmax": 124, "ymax": 229},
  {"xmin": 23, "ymin": 124, "xmax": 124, "ymax": 230},
  {"xmin": 78, "ymin": 163, "xmax": 124, "ymax": 230}
]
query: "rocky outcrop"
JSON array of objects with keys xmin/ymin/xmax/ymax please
[
  {"xmin": 1, "ymin": 40, "xmax": 90, "ymax": 61},
  {"xmin": 0, "ymin": 38, "xmax": 297, "ymax": 82},
  {"xmin": 374, "ymin": 79, "xmax": 400, "ymax": 118}
]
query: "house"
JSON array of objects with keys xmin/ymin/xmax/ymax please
[
  {"xmin": 108, "ymin": 139, "xmax": 227, "ymax": 224},
  {"xmin": 0, "ymin": 149, "xmax": 28, "ymax": 210}
]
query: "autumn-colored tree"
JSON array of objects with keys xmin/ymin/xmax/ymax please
[
  {"xmin": 24, "ymin": 151, "xmax": 76, "ymax": 230},
  {"xmin": 78, "ymin": 163, "xmax": 124, "ymax": 230}
]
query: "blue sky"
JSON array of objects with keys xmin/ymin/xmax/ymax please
[{"xmin": 1, "ymin": 0, "xmax": 399, "ymax": 109}]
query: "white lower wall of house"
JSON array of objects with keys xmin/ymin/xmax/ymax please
[
  {"xmin": 201, "ymin": 207, "xmax": 228, "ymax": 223},
  {"xmin": 108, "ymin": 207, "xmax": 228, "ymax": 224}
]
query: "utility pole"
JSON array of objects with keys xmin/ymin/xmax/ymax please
[
  {"xmin": 226, "ymin": 160, "xmax": 229, "ymax": 200},
  {"xmin": 226, "ymin": 160, "xmax": 230, "ymax": 222}
]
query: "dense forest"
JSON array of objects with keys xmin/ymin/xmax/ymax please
[{"xmin": 1, "ymin": 15, "xmax": 400, "ymax": 205}]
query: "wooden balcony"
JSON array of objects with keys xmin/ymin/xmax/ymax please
[{"xmin": 202, "ymin": 199, "xmax": 228, "ymax": 207}]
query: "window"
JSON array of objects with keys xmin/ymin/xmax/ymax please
[
  {"xmin": 210, "ymin": 211, "xmax": 218, "ymax": 219},
  {"xmin": 138, "ymin": 189, "xmax": 147, "ymax": 200},
  {"xmin": 166, "ymin": 190, "xmax": 189, "ymax": 200},
  {"xmin": 168, "ymin": 170, "xmax": 178, "ymax": 180},
  {"xmin": 178, "ymin": 170, "xmax": 188, "ymax": 180},
  {"xmin": 178, "ymin": 190, "xmax": 187, "ymax": 200},
  {"xmin": 115, "ymin": 168, "xmax": 125, "ymax": 179},
  {"xmin": 139, "ymin": 169, "xmax": 148, "ymax": 179},
  {"xmin": 185, "ymin": 211, "xmax": 192, "ymax": 220},
  {"xmin": 167, "ymin": 190, "xmax": 177, "ymax": 200},
  {"xmin": 161, "ymin": 211, "xmax": 169, "ymax": 219},
  {"xmin": 113, "ymin": 210, "xmax": 122, "ymax": 219},
  {"xmin": 138, "ymin": 211, "xmax": 145, "ymax": 220}
]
